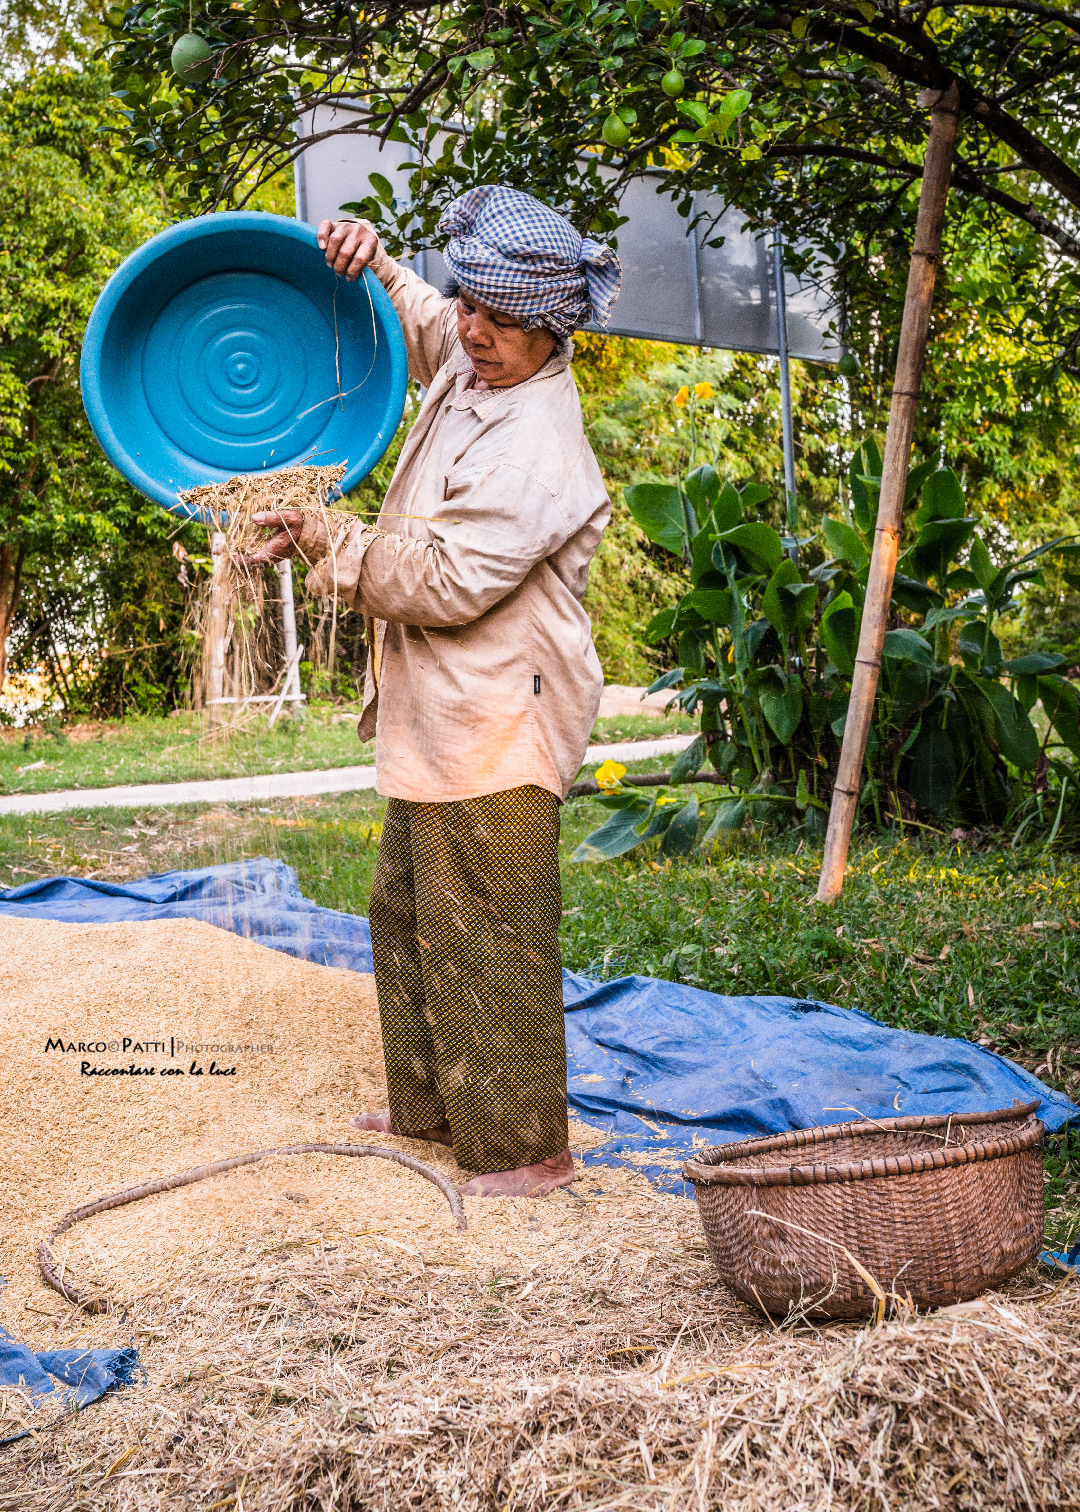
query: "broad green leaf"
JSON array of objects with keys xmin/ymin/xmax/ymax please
[
  {"xmin": 886, "ymin": 660, "xmax": 930, "ymax": 728},
  {"xmin": 1004, "ymin": 652, "xmax": 1066, "ymax": 675},
  {"xmin": 969, "ymin": 536, "xmax": 996, "ymax": 595},
  {"xmin": 466, "ymin": 46, "xmax": 496, "ymax": 67},
  {"xmin": 910, "ymin": 517, "xmax": 977, "ymax": 582},
  {"xmin": 722, "ymin": 88, "xmax": 752, "ymax": 116},
  {"xmin": 882, "ymin": 628, "xmax": 934, "ymax": 666},
  {"xmin": 892, "ymin": 574, "xmax": 942, "ymax": 614},
  {"xmin": 716, "ymin": 521, "xmax": 784, "ymax": 575},
  {"xmin": 660, "ymin": 793, "xmax": 700, "ymax": 857},
  {"xmin": 785, "ymin": 580, "xmax": 819, "ymax": 632},
  {"xmin": 624, "ymin": 483, "xmax": 686, "ymax": 554},
  {"xmin": 829, "ymin": 693, "xmax": 849, "ymax": 737},
  {"xmin": 907, "ymin": 723, "xmax": 956, "ymax": 814},
  {"xmin": 701, "ymin": 798, "xmax": 747, "ymax": 850},
  {"xmin": 761, "ymin": 556, "xmax": 802, "ymax": 637},
  {"xmin": 821, "ymin": 517, "xmax": 869, "ymax": 572},
  {"xmin": 645, "ymin": 667, "xmax": 684, "ymax": 695},
  {"xmin": 739, "ymin": 483, "xmax": 773, "ymax": 510},
  {"xmin": 958, "ymin": 620, "xmax": 1002, "ymax": 673},
  {"xmin": 978, "ymin": 680, "xmax": 1040, "ymax": 769},
  {"xmin": 819, "ymin": 591, "xmax": 859, "ymax": 678},
  {"xmin": 678, "ymin": 98, "xmax": 710, "ymax": 126},
  {"xmin": 903, "ymin": 459, "xmax": 937, "ymax": 505},
  {"xmin": 679, "ymin": 629, "xmax": 706, "ymax": 673},
  {"xmin": 644, "ymin": 607, "xmax": 677, "ymax": 644},
  {"xmin": 368, "ymin": 171, "xmax": 394, "ymax": 205},
  {"xmin": 849, "ymin": 449, "xmax": 873, "ymax": 533},
  {"xmin": 570, "ymin": 803, "xmax": 651, "ymax": 862},
  {"xmin": 713, "ymin": 482, "xmax": 743, "ymax": 532},
  {"xmin": 759, "ymin": 668, "xmax": 803, "ymax": 743},
  {"xmin": 1037, "ymin": 675, "xmax": 1080, "ymax": 759},
  {"xmin": 670, "ymin": 733, "xmax": 706, "ymax": 782},
  {"xmin": 914, "ymin": 468, "xmax": 965, "ymax": 526},
  {"xmin": 1016, "ymin": 674, "xmax": 1038, "ymax": 712},
  {"xmin": 683, "ymin": 587, "xmax": 732, "ymax": 624},
  {"xmin": 684, "ymin": 464, "xmax": 720, "ymax": 518}
]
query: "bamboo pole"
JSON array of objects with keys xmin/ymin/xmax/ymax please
[{"xmin": 816, "ymin": 82, "xmax": 960, "ymax": 905}]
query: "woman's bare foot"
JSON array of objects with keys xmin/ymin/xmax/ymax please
[
  {"xmin": 351, "ymin": 1109, "xmax": 453, "ymax": 1146},
  {"xmin": 458, "ymin": 1147, "xmax": 576, "ymax": 1198}
]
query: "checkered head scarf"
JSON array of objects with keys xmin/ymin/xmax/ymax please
[{"xmin": 439, "ymin": 184, "xmax": 622, "ymax": 338}]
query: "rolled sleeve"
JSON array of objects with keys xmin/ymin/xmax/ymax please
[{"xmin": 363, "ymin": 223, "xmax": 459, "ymax": 388}]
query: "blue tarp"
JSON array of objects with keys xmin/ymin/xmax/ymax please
[
  {"xmin": 2, "ymin": 860, "xmax": 1074, "ymax": 1190},
  {"xmin": 0, "ymin": 1324, "xmax": 138, "ymax": 1443}
]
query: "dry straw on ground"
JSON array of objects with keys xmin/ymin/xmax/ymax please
[{"xmin": 0, "ymin": 914, "xmax": 1076, "ymax": 1510}]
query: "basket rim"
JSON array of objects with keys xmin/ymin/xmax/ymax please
[{"xmin": 682, "ymin": 1100, "xmax": 1044, "ymax": 1188}]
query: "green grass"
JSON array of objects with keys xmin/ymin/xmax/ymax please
[
  {"xmin": 0, "ymin": 708, "xmax": 691, "ymax": 796},
  {"xmin": 1, "ymin": 771, "xmax": 1075, "ymax": 1244}
]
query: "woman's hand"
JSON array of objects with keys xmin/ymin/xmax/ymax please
[
  {"xmin": 317, "ymin": 219, "xmax": 379, "ymax": 281},
  {"xmin": 245, "ymin": 509, "xmax": 328, "ymax": 566}
]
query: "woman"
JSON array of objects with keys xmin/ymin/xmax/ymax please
[{"xmin": 249, "ymin": 185, "xmax": 620, "ymax": 1197}]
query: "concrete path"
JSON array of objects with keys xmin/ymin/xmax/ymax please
[{"xmin": 0, "ymin": 734, "xmax": 694, "ymax": 817}]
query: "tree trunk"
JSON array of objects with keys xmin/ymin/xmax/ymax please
[
  {"xmin": 0, "ymin": 541, "xmax": 27, "ymax": 695},
  {"xmin": 816, "ymin": 82, "xmax": 961, "ymax": 906}
]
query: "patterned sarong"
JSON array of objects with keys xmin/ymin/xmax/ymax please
[{"xmin": 369, "ymin": 785, "xmax": 568, "ymax": 1174}]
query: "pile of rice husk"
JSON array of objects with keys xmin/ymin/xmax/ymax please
[
  {"xmin": 181, "ymin": 465, "xmax": 354, "ymax": 719},
  {"xmin": 0, "ymin": 914, "xmax": 1077, "ymax": 1510}
]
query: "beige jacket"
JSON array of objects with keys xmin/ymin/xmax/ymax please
[{"xmin": 308, "ymin": 235, "xmax": 611, "ymax": 803}]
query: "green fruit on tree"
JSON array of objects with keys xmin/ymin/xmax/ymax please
[
  {"xmin": 602, "ymin": 113, "xmax": 631, "ymax": 148},
  {"xmin": 661, "ymin": 68, "xmax": 685, "ymax": 97},
  {"xmin": 837, "ymin": 351, "xmax": 860, "ymax": 378},
  {"xmin": 170, "ymin": 32, "xmax": 214, "ymax": 84}
]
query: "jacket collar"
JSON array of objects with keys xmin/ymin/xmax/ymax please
[{"xmin": 443, "ymin": 339, "xmax": 575, "ymax": 416}]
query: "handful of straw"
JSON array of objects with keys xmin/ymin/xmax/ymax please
[{"xmin": 181, "ymin": 464, "xmax": 355, "ymax": 729}]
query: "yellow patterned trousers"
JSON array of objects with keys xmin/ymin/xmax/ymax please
[{"xmin": 369, "ymin": 785, "xmax": 569, "ymax": 1175}]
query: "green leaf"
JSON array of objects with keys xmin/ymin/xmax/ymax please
[
  {"xmin": 786, "ymin": 580, "xmax": 819, "ymax": 632},
  {"xmin": 821, "ymin": 516, "xmax": 869, "ymax": 572},
  {"xmin": 886, "ymin": 660, "xmax": 930, "ymax": 728},
  {"xmin": 1038, "ymin": 675, "xmax": 1080, "ymax": 759},
  {"xmin": 670, "ymin": 733, "xmax": 706, "ymax": 781},
  {"xmin": 367, "ymin": 171, "xmax": 394, "ymax": 206},
  {"xmin": 758, "ymin": 667, "xmax": 803, "ymax": 743},
  {"xmin": 1004, "ymin": 652, "xmax": 1066, "ymax": 675},
  {"xmin": 978, "ymin": 680, "xmax": 1040, "ymax": 769},
  {"xmin": 903, "ymin": 459, "xmax": 937, "ymax": 505},
  {"xmin": 660, "ymin": 793, "xmax": 700, "ymax": 858},
  {"xmin": 907, "ymin": 724, "xmax": 956, "ymax": 814},
  {"xmin": 819, "ymin": 591, "xmax": 859, "ymax": 678},
  {"xmin": 701, "ymin": 798, "xmax": 747, "ymax": 850},
  {"xmin": 914, "ymin": 468, "xmax": 966, "ymax": 526},
  {"xmin": 466, "ymin": 46, "xmax": 496, "ymax": 66},
  {"xmin": 721, "ymin": 87, "xmax": 752, "ymax": 116},
  {"xmin": 882, "ymin": 628, "xmax": 934, "ymax": 666},
  {"xmin": 690, "ymin": 521, "xmax": 717, "ymax": 586},
  {"xmin": 712, "ymin": 483, "xmax": 743, "ymax": 533},
  {"xmin": 625, "ymin": 483, "xmax": 686, "ymax": 554},
  {"xmin": 684, "ymin": 464, "xmax": 720, "ymax": 517},
  {"xmin": 643, "ymin": 607, "xmax": 677, "ymax": 644},
  {"xmin": 958, "ymin": 620, "xmax": 1002, "ymax": 673},
  {"xmin": 910, "ymin": 518, "xmax": 977, "ymax": 582},
  {"xmin": 570, "ymin": 802, "xmax": 651, "ymax": 862},
  {"xmin": 761, "ymin": 556, "xmax": 802, "ymax": 637},
  {"xmin": 645, "ymin": 667, "xmax": 684, "ymax": 695},
  {"xmin": 969, "ymin": 535, "xmax": 996, "ymax": 595},
  {"xmin": 716, "ymin": 522, "xmax": 784, "ymax": 575},
  {"xmin": 677, "ymin": 98, "xmax": 710, "ymax": 126},
  {"xmin": 683, "ymin": 587, "xmax": 732, "ymax": 624}
]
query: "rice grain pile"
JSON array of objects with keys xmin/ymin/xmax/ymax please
[{"xmin": 0, "ymin": 915, "xmax": 1077, "ymax": 1510}]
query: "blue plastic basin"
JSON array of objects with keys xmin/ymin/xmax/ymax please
[{"xmin": 80, "ymin": 212, "xmax": 408, "ymax": 518}]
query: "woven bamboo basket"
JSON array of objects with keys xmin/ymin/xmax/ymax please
[{"xmin": 682, "ymin": 1100, "xmax": 1044, "ymax": 1320}]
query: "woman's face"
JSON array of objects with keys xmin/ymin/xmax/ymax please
[{"xmin": 455, "ymin": 292, "xmax": 557, "ymax": 388}]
